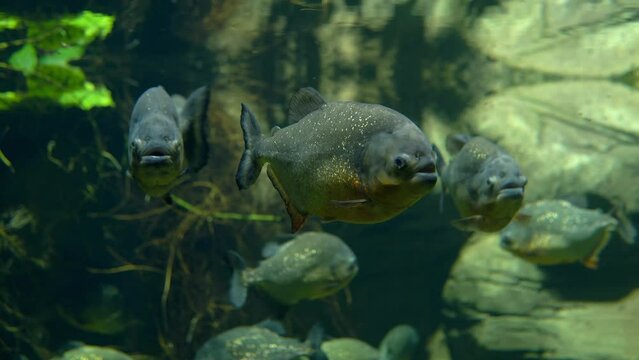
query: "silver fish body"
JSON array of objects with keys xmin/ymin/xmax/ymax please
[
  {"xmin": 500, "ymin": 199, "xmax": 619, "ymax": 268},
  {"xmin": 229, "ymin": 231, "xmax": 358, "ymax": 308},
  {"xmin": 236, "ymin": 87, "xmax": 438, "ymax": 232},
  {"xmin": 128, "ymin": 86, "xmax": 209, "ymax": 202},
  {"xmin": 442, "ymin": 135, "xmax": 527, "ymax": 232},
  {"xmin": 194, "ymin": 325, "xmax": 313, "ymax": 360}
]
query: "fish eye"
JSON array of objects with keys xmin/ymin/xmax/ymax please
[
  {"xmin": 348, "ymin": 261, "xmax": 358, "ymax": 273},
  {"xmin": 394, "ymin": 156, "xmax": 406, "ymax": 169},
  {"xmin": 500, "ymin": 236, "xmax": 514, "ymax": 247}
]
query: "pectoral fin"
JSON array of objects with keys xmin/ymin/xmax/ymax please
[
  {"xmin": 331, "ymin": 199, "xmax": 369, "ymax": 208},
  {"xmin": 445, "ymin": 134, "xmax": 472, "ymax": 155},
  {"xmin": 179, "ymin": 86, "xmax": 210, "ymax": 173},
  {"xmin": 582, "ymin": 256, "xmax": 599, "ymax": 270},
  {"xmin": 266, "ymin": 166, "xmax": 307, "ymax": 233},
  {"xmin": 451, "ymin": 215, "xmax": 484, "ymax": 232}
]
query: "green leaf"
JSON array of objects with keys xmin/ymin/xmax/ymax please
[
  {"xmin": 61, "ymin": 11, "xmax": 115, "ymax": 43},
  {"xmin": 0, "ymin": 92, "xmax": 21, "ymax": 110},
  {"xmin": 58, "ymin": 82, "xmax": 114, "ymax": 110},
  {"xmin": 0, "ymin": 13, "xmax": 21, "ymax": 30},
  {"xmin": 8, "ymin": 44, "xmax": 37, "ymax": 75},
  {"xmin": 27, "ymin": 64, "xmax": 86, "ymax": 99},
  {"xmin": 27, "ymin": 11, "xmax": 114, "ymax": 51},
  {"xmin": 40, "ymin": 46, "xmax": 85, "ymax": 66}
]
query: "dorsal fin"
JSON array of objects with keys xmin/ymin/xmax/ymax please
[
  {"xmin": 445, "ymin": 134, "xmax": 472, "ymax": 155},
  {"xmin": 288, "ymin": 87, "xmax": 327, "ymax": 124}
]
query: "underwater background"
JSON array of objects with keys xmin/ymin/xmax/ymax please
[{"xmin": 1, "ymin": 0, "xmax": 639, "ymax": 359}]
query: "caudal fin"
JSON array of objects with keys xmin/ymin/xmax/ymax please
[
  {"xmin": 227, "ymin": 250, "xmax": 248, "ymax": 308},
  {"xmin": 236, "ymin": 104, "xmax": 263, "ymax": 190},
  {"xmin": 612, "ymin": 202, "xmax": 637, "ymax": 245}
]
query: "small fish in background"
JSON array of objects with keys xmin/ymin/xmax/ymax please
[
  {"xmin": 439, "ymin": 134, "xmax": 527, "ymax": 232},
  {"xmin": 56, "ymin": 284, "xmax": 132, "ymax": 336},
  {"xmin": 228, "ymin": 231, "xmax": 358, "ymax": 308},
  {"xmin": 194, "ymin": 320, "xmax": 323, "ymax": 360},
  {"xmin": 128, "ymin": 85, "xmax": 209, "ymax": 204},
  {"xmin": 499, "ymin": 199, "xmax": 636, "ymax": 269},
  {"xmin": 320, "ymin": 324, "xmax": 419, "ymax": 360},
  {"xmin": 236, "ymin": 87, "xmax": 439, "ymax": 232}
]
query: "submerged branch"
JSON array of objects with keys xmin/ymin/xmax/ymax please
[
  {"xmin": 161, "ymin": 244, "xmax": 176, "ymax": 335},
  {"xmin": 88, "ymin": 264, "xmax": 162, "ymax": 274},
  {"xmin": 171, "ymin": 194, "xmax": 281, "ymax": 222},
  {"xmin": 107, "ymin": 206, "xmax": 172, "ymax": 221}
]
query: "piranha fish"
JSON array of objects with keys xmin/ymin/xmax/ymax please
[
  {"xmin": 439, "ymin": 134, "xmax": 527, "ymax": 232},
  {"xmin": 236, "ymin": 87, "xmax": 439, "ymax": 232},
  {"xmin": 228, "ymin": 231, "xmax": 358, "ymax": 308},
  {"xmin": 499, "ymin": 199, "xmax": 636, "ymax": 269},
  {"xmin": 194, "ymin": 320, "xmax": 322, "ymax": 360},
  {"xmin": 128, "ymin": 85, "xmax": 209, "ymax": 204},
  {"xmin": 320, "ymin": 324, "xmax": 419, "ymax": 360}
]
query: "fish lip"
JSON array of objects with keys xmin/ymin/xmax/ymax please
[
  {"xmin": 410, "ymin": 160, "xmax": 438, "ymax": 184},
  {"xmin": 497, "ymin": 187, "xmax": 525, "ymax": 200},
  {"xmin": 138, "ymin": 145, "xmax": 174, "ymax": 165},
  {"xmin": 411, "ymin": 171, "xmax": 438, "ymax": 185},
  {"xmin": 139, "ymin": 155, "xmax": 172, "ymax": 165}
]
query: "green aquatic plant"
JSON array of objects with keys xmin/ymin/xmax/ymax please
[{"xmin": 0, "ymin": 11, "xmax": 115, "ymax": 110}]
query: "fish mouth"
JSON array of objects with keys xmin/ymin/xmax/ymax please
[
  {"xmin": 139, "ymin": 147, "xmax": 173, "ymax": 165},
  {"xmin": 140, "ymin": 155, "xmax": 172, "ymax": 165},
  {"xmin": 411, "ymin": 162, "xmax": 438, "ymax": 185},
  {"xmin": 497, "ymin": 186, "xmax": 524, "ymax": 200}
]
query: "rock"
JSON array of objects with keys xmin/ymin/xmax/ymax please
[
  {"xmin": 442, "ymin": 232, "xmax": 639, "ymax": 359},
  {"xmin": 465, "ymin": 0, "xmax": 639, "ymax": 77},
  {"xmin": 52, "ymin": 345, "xmax": 133, "ymax": 360}
]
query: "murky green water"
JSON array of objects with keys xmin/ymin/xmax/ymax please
[{"xmin": 1, "ymin": 1, "xmax": 639, "ymax": 359}]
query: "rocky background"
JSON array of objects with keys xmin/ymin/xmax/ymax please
[{"xmin": 1, "ymin": 0, "xmax": 639, "ymax": 359}]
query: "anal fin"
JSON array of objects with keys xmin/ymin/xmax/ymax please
[
  {"xmin": 451, "ymin": 215, "xmax": 484, "ymax": 232},
  {"xmin": 266, "ymin": 166, "xmax": 307, "ymax": 233}
]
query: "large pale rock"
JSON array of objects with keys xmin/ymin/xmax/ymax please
[
  {"xmin": 442, "ymin": 232, "xmax": 639, "ymax": 359},
  {"xmin": 466, "ymin": 0, "xmax": 639, "ymax": 77}
]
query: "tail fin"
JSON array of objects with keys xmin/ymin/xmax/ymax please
[
  {"xmin": 227, "ymin": 250, "xmax": 248, "ymax": 308},
  {"xmin": 236, "ymin": 104, "xmax": 263, "ymax": 190},
  {"xmin": 612, "ymin": 202, "xmax": 637, "ymax": 245}
]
